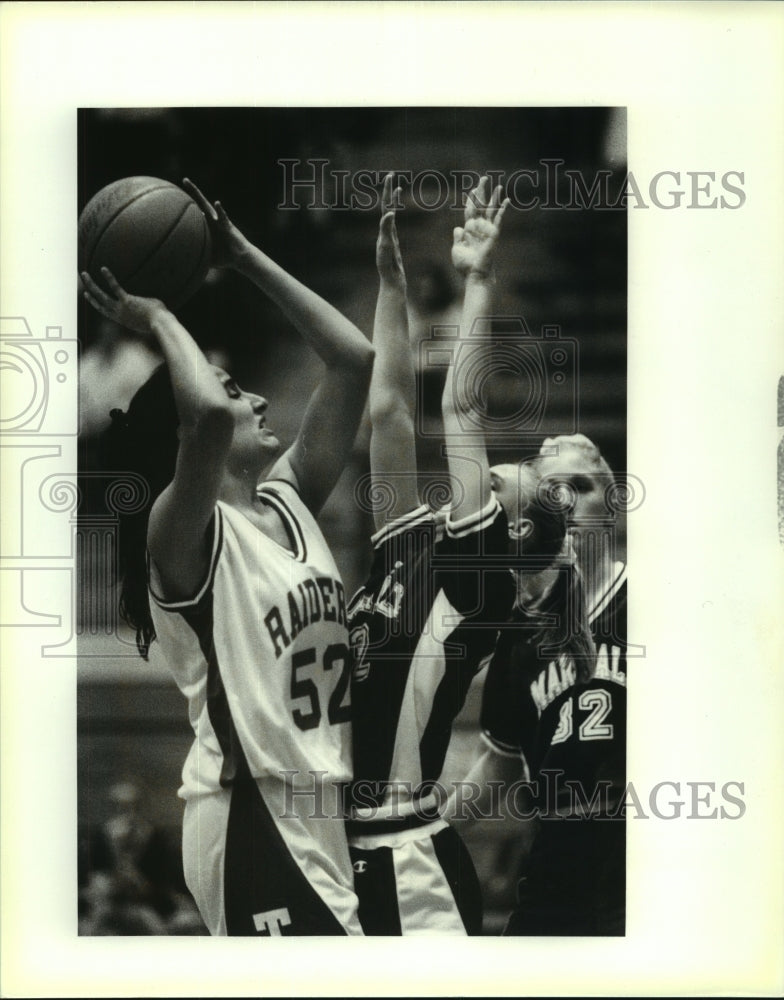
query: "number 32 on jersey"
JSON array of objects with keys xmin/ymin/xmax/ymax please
[{"xmin": 551, "ymin": 687, "xmax": 614, "ymax": 745}]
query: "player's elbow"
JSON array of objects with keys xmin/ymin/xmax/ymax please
[
  {"xmin": 330, "ymin": 343, "xmax": 374, "ymax": 401},
  {"xmin": 328, "ymin": 331, "xmax": 375, "ymax": 375},
  {"xmin": 352, "ymin": 339, "xmax": 376, "ymax": 373}
]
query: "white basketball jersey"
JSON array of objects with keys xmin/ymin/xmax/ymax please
[{"xmin": 149, "ymin": 480, "xmax": 353, "ymax": 800}]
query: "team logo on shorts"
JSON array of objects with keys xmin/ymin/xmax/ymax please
[
  {"xmin": 353, "ymin": 859, "xmax": 368, "ymax": 874},
  {"xmin": 253, "ymin": 907, "xmax": 292, "ymax": 935}
]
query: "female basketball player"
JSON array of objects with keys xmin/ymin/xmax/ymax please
[
  {"xmin": 475, "ymin": 440, "xmax": 627, "ymax": 936},
  {"xmin": 344, "ymin": 176, "xmax": 576, "ymax": 934},
  {"xmin": 80, "ymin": 180, "xmax": 373, "ymax": 936}
]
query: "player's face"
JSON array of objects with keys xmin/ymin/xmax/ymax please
[
  {"xmin": 535, "ymin": 447, "xmax": 611, "ymax": 524},
  {"xmin": 213, "ymin": 367, "xmax": 280, "ymax": 460},
  {"xmin": 535, "ymin": 444, "xmax": 614, "ymax": 562}
]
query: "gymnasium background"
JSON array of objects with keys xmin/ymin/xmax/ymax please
[{"xmin": 77, "ymin": 107, "xmax": 627, "ymax": 934}]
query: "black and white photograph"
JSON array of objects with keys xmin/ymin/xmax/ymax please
[
  {"xmin": 1, "ymin": 3, "xmax": 783, "ymax": 997},
  {"xmin": 75, "ymin": 105, "xmax": 628, "ymax": 940}
]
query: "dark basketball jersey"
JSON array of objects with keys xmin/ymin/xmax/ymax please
[
  {"xmin": 481, "ymin": 563, "xmax": 627, "ymax": 935},
  {"xmin": 347, "ymin": 498, "xmax": 515, "ymax": 825}
]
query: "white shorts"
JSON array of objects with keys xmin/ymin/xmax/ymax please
[
  {"xmin": 182, "ymin": 774, "xmax": 362, "ymax": 935},
  {"xmin": 347, "ymin": 819, "xmax": 482, "ymax": 935}
]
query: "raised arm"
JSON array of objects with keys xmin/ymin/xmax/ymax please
[
  {"xmin": 367, "ymin": 173, "xmax": 419, "ymax": 531},
  {"xmin": 81, "ymin": 268, "xmax": 234, "ymax": 602},
  {"xmin": 183, "ymin": 179, "xmax": 374, "ymax": 517},
  {"xmin": 442, "ymin": 177, "xmax": 510, "ymax": 522}
]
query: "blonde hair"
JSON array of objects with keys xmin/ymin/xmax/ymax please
[{"xmin": 539, "ymin": 433, "xmax": 613, "ymax": 477}]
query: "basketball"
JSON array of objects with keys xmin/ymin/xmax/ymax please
[{"xmin": 78, "ymin": 176, "xmax": 212, "ymax": 309}]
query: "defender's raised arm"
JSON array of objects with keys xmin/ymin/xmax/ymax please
[
  {"xmin": 367, "ymin": 172, "xmax": 419, "ymax": 529},
  {"xmin": 443, "ymin": 177, "xmax": 510, "ymax": 522}
]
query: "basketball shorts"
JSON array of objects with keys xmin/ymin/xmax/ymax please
[
  {"xmin": 182, "ymin": 774, "xmax": 362, "ymax": 935},
  {"xmin": 348, "ymin": 819, "xmax": 482, "ymax": 935},
  {"xmin": 505, "ymin": 680, "xmax": 627, "ymax": 937},
  {"xmin": 502, "ymin": 812, "xmax": 626, "ymax": 936}
]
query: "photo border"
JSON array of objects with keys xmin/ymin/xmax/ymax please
[{"xmin": 2, "ymin": 2, "xmax": 783, "ymax": 996}]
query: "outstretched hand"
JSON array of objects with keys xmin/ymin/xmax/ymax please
[
  {"xmin": 452, "ymin": 176, "xmax": 510, "ymax": 278},
  {"xmin": 376, "ymin": 172, "xmax": 406, "ymax": 288},
  {"xmin": 182, "ymin": 178, "xmax": 250, "ymax": 269},
  {"xmin": 80, "ymin": 268, "xmax": 169, "ymax": 337}
]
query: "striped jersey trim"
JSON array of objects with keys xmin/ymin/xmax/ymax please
[
  {"xmin": 588, "ymin": 561, "xmax": 627, "ymax": 624},
  {"xmin": 445, "ymin": 496, "xmax": 501, "ymax": 538},
  {"xmin": 257, "ymin": 485, "xmax": 307, "ymax": 562},
  {"xmin": 370, "ymin": 504, "xmax": 432, "ymax": 549},
  {"xmin": 148, "ymin": 508, "xmax": 224, "ymax": 611},
  {"xmin": 261, "ymin": 476, "xmax": 303, "ymax": 497}
]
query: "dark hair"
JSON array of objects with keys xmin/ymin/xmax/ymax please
[{"xmin": 100, "ymin": 364, "xmax": 179, "ymax": 658}]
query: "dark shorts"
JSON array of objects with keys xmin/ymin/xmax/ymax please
[
  {"xmin": 505, "ymin": 680, "xmax": 627, "ymax": 937},
  {"xmin": 503, "ymin": 815, "xmax": 626, "ymax": 936}
]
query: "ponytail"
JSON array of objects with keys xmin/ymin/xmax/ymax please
[
  {"xmin": 99, "ymin": 364, "xmax": 179, "ymax": 658},
  {"xmin": 527, "ymin": 558, "xmax": 597, "ymax": 682}
]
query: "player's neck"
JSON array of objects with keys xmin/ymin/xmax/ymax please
[
  {"xmin": 219, "ymin": 471, "xmax": 298, "ymax": 551},
  {"xmin": 219, "ymin": 467, "xmax": 264, "ymax": 511}
]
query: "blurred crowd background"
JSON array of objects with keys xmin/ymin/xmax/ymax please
[{"xmin": 77, "ymin": 107, "xmax": 626, "ymax": 934}]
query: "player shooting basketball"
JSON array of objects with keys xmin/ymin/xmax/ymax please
[{"xmin": 80, "ymin": 181, "xmax": 374, "ymax": 936}]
